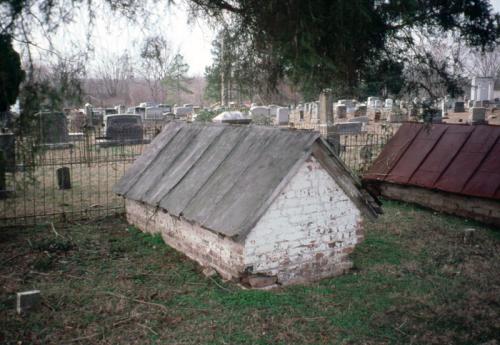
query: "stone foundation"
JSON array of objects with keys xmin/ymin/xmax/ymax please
[
  {"xmin": 378, "ymin": 183, "xmax": 500, "ymax": 227},
  {"xmin": 125, "ymin": 199, "xmax": 244, "ymax": 280}
]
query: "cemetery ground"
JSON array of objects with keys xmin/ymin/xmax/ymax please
[{"xmin": 1, "ymin": 201, "xmax": 498, "ymax": 344}]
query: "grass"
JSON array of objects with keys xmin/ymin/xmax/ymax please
[{"xmin": 0, "ymin": 200, "xmax": 499, "ymax": 344}]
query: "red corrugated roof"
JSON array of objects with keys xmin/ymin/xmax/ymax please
[{"xmin": 363, "ymin": 123, "xmax": 500, "ymax": 201}]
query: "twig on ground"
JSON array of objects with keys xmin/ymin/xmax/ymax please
[
  {"xmin": 1, "ymin": 251, "xmax": 31, "ymax": 266},
  {"xmin": 67, "ymin": 333, "xmax": 99, "ymax": 343},
  {"xmin": 50, "ymin": 222, "xmax": 61, "ymax": 237},
  {"xmin": 139, "ymin": 323, "xmax": 158, "ymax": 335},
  {"xmin": 42, "ymin": 296, "xmax": 56, "ymax": 311},
  {"xmin": 112, "ymin": 317, "xmax": 133, "ymax": 327},
  {"xmin": 208, "ymin": 275, "xmax": 231, "ymax": 292},
  {"xmin": 100, "ymin": 291, "xmax": 168, "ymax": 312}
]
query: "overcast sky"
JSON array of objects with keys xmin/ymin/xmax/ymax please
[
  {"xmin": 28, "ymin": 0, "xmax": 216, "ymax": 77},
  {"xmin": 26, "ymin": 0, "xmax": 500, "ymax": 77}
]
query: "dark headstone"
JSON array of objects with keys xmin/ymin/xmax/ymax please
[
  {"xmin": 37, "ymin": 112, "xmax": 69, "ymax": 144},
  {"xmin": 104, "ymin": 115, "xmax": 143, "ymax": 141},
  {"xmin": 453, "ymin": 101, "xmax": 465, "ymax": 113},
  {"xmin": 333, "ymin": 122, "xmax": 363, "ymax": 134},
  {"xmin": 57, "ymin": 167, "xmax": 71, "ymax": 189}
]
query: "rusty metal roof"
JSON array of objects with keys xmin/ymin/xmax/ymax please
[{"xmin": 363, "ymin": 123, "xmax": 500, "ymax": 200}]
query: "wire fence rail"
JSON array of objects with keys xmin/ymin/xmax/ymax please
[{"xmin": 0, "ymin": 120, "xmax": 396, "ymax": 226}]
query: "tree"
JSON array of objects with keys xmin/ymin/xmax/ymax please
[
  {"xmin": 0, "ymin": 34, "xmax": 25, "ymax": 112},
  {"xmin": 189, "ymin": 0, "xmax": 499, "ymax": 98},
  {"xmin": 466, "ymin": 47, "xmax": 500, "ymax": 78},
  {"xmin": 139, "ymin": 35, "xmax": 172, "ymax": 103},
  {"xmin": 204, "ymin": 24, "xmax": 287, "ymax": 105},
  {"xmin": 95, "ymin": 52, "xmax": 133, "ymax": 99},
  {"xmin": 1, "ymin": 0, "xmax": 500, "ymax": 105},
  {"xmin": 400, "ymin": 29, "xmax": 468, "ymax": 99},
  {"xmin": 163, "ymin": 53, "xmax": 192, "ymax": 105}
]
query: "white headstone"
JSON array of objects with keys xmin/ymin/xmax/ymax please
[
  {"xmin": 276, "ymin": 107, "xmax": 290, "ymax": 125},
  {"xmin": 471, "ymin": 77, "xmax": 494, "ymax": 102},
  {"xmin": 250, "ymin": 106, "xmax": 270, "ymax": 117}
]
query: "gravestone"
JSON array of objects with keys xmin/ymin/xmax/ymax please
[
  {"xmin": 335, "ymin": 105, "xmax": 347, "ymax": 119},
  {"xmin": 103, "ymin": 115, "xmax": 144, "ymax": 141},
  {"xmin": 441, "ymin": 99, "xmax": 448, "ymax": 117},
  {"xmin": 276, "ymin": 107, "xmax": 290, "ymax": 125},
  {"xmin": 387, "ymin": 112, "xmax": 408, "ymax": 123},
  {"xmin": 145, "ymin": 107, "xmax": 165, "ymax": 120},
  {"xmin": 469, "ymin": 107, "xmax": 487, "ymax": 124},
  {"xmin": 250, "ymin": 106, "xmax": 270, "ymax": 118},
  {"xmin": 174, "ymin": 107, "xmax": 192, "ymax": 119},
  {"xmin": 57, "ymin": 167, "xmax": 71, "ymax": 189},
  {"xmin": 349, "ymin": 116, "xmax": 369, "ymax": 124},
  {"xmin": 473, "ymin": 101, "xmax": 482, "ymax": 108},
  {"xmin": 354, "ymin": 105, "xmax": 367, "ymax": 117},
  {"xmin": 319, "ymin": 90, "xmax": 334, "ymax": 124},
  {"xmin": 367, "ymin": 96, "xmax": 380, "ymax": 108},
  {"xmin": 453, "ymin": 101, "xmax": 465, "ymax": 113},
  {"xmin": 332, "ymin": 122, "xmax": 363, "ymax": 134},
  {"xmin": 115, "ymin": 105, "xmax": 126, "ymax": 114},
  {"xmin": 212, "ymin": 111, "xmax": 246, "ymax": 123},
  {"xmin": 36, "ymin": 112, "xmax": 70, "ymax": 144},
  {"xmin": 384, "ymin": 99, "xmax": 394, "ymax": 108}
]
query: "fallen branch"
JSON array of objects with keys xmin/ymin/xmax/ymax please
[
  {"xmin": 50, "ymin": 222, "xmax": 61, "ymax": 238},
  {"xmin": 68, "ymin": 333, "xmax": 99, "ymax": 343},
  {"xmin": 100, "ymin": 291, "xmax": 168, "ymax": 312},
  {"xmin": 208, "ymin": 275, "xmax": 231, "ymax": 292},
  {"xmin": 1, "ymin": 251, "xmax": 31, "ymax": 266},
  {"xmin": 138, "ymin": 323, "xmax": 158, "ymax": 335}
]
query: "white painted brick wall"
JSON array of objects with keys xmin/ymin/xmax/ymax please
[
  {"xmin": 124, "ymin": 155, "xmax": 364, "ymax": 286},
  {"xmin": 125, "ymin": 199, "xmax": 244, "ymax": 280},
  {"xmin": 244, "ymin": 156, "xmax": 363, "ymax": 285}
]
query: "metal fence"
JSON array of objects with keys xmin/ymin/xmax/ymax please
[
  {"xmin": 0, "ymin": 123, "xmax": 161, "ymax": 226},
  {"xmin": 0, "ymin": 120, "xmax": 396, "ymax": 226}
]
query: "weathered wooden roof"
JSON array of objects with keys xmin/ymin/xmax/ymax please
[
  {"xmin": 115, "ymin": 122, "xmax": 377, "ymax": 238},
  {"xmin": 363, "ymin": 123, "xmax": 500, "ymax": 201}
]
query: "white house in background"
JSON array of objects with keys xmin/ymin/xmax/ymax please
[
  {"xmin": 471, "ymin": 77, "xmax": 494, "ymax": 102},
  {"xmin": 114, "ymin": 122, "xmax": 379, "ymax": 288}
]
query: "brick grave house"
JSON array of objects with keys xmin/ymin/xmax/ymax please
[
  {"xmin": 114, "ymin": 122, "xmax": 379, "ymax": 287},
  {"xmin": 363, "ymin": 122, "xmax": 500, "ymax": 226}
]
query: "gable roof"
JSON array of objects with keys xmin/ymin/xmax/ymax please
[
  {"xmin": 114, "ymin": 122, "xmax": 377, "ymax": 239},
  {"xmin": 363, "ymin": 122, "xmax": 500, "ymax": 201}
]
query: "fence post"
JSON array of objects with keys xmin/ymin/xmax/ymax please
[{"xmin": 0, "ymin": 150, "xmax": 5, "ymax": 192}]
